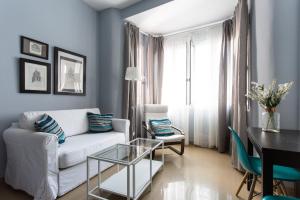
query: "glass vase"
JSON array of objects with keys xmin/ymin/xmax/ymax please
[{"xmin": 262, "ymin": 112, "xmax": 280, "ymax": 133}]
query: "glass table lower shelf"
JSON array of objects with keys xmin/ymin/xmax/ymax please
[
  {"xmin": 89, "ymin": 159, "xmax": 163, "ymax": 199},
  {"xmin": 87, "ymin": 139, "xmax": 164, "ymax": 200}
]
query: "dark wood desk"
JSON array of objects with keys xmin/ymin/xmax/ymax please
[{"xmin": 247, "ymin": 127, "xmax": 300, "ymax": 197}]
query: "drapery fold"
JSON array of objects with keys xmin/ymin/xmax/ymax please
[
  {"xmin": 218, "ymin": 19, "xmax": 233, "ymax": 153},
  {"xmin": 137, "ymin": 34, "xmax": 164, "ymax": 138},
  {"xmin": 231, "ymin": 0, "xmax": 249, "ymax": 169},
  {"xmin": 123, "ymin": 23, "xmax": 139, "ymax": 140},
  {"xmin": 123, "ymin": 22, "xmax": 165, "ymax": 138},
  {"xmin": 143, "ymin": 36, "xmax": 164, "ymax": 104}
]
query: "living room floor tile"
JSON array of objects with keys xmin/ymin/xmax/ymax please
[{"xmin": 0, "ymin": 145, "xmax": 262, "ymax": 200}]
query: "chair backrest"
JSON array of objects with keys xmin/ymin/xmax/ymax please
[
  {"xmin": 144, "ymin": 104, "xmax": 168, "ymax": 126},
  {"xmin": 228, "ymin": 127, "xmax": 254, "ymax": 173}
]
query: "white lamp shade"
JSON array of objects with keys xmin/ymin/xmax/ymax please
[{"xmin": 125, "ymin": 67, "xmax": 140, "ymax": 81}]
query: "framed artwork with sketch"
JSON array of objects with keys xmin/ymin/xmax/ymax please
[
  {"xmin": 19, "ymin": 58, "xmax": 51, "ymax": 94},
  {"xmin": 20, "ymin": 36, "xmax": 49, "ymax": 60},
  {"xmin": 54, "ymin": 47, "xmax": 86, "ymax": 96}
]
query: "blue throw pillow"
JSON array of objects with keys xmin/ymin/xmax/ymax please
[
  {"xmin": 87, "ymin": 112, "xmax": 113, "ymax": 133},
  {"xmin": 149, "ymin": 119, "xmax": 174, "ymax": 137},
  {"xmin": 35, "ymin": 114, "xmax": 66, "ymax": 144}
]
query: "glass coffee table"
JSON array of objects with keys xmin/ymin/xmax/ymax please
[{"xmin": 87, "ymin": 138, "xmax": 164, "ymax": 200}]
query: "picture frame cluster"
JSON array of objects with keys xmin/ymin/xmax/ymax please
[{"xmin": 19, "ymin": 36, "xmax": 86, "ymax": 96}]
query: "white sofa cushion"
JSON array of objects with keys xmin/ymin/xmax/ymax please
[
  {"xmin": 19, "ymin": 108, "xmax": 100, "ymax": 137},
  {"xmin": 58, "ymin": 132, "xmax": 125, "ymax": 169}
]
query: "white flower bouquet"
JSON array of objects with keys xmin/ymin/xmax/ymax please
[{"xmin": 246, "ymin": 80, "xmax": 293, "ymax": 132}]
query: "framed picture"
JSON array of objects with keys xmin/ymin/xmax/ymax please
[
  {"xmin": 21, "ymin": 36, "xmax": 49, "ymax": 59},
  {"xmin": 54, "ymin": 47, "xmax": 86, "ymax": 96},
  {"xmin": 20, "ymin": 58, "xmax": 51, "ymax": 94}
]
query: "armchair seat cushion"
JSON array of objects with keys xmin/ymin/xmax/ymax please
[
  {"xmin": 156, "ymin": 134, "xmax": 185, "ymax": 142},
  {"xmin": 58, "ymin": 132, "xmax": 125, "ymax": 169},
  {"xmin": 149, "ymin": 119, "xmax": 174, "ymax": 137}
]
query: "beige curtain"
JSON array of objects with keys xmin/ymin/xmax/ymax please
[
  {"xmin": 218, "ymin": 19, "xmax": 233, "ymax": 153},
  {"xmin": 123, "ymin": 23, "xmax": 164, "ymax": 139},
  {"xmin": 136, "ymin": 34, "xmax": 164, "ymax": 138},
  {"xmin": 123, "ymin": 23, "xmax": 139, "ymax": 140},
  {"xmin": 231, "ymin": 0, "xmax": 249, "ymax": 169},
  {"xmin": 144, "ymin": 36, "xmax": 164, "ymax": 104}
]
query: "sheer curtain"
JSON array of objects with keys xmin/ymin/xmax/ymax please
[
  {"xmin": 162, "ymin": 35, "xmax": 190, "ymax": 145},
  {"xmin": 191, "ymin": 25, "xmax": 223, "ymax": 147},
  {"xmin": 162, "ymin": 25, "xmax": 223, "ymax": 147}
]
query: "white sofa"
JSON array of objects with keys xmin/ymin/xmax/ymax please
[{"xmin": 3, "ymin": 108, "xmax": 129, "ymax": 200}]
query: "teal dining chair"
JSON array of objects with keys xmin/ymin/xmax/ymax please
[
  {"xmin": 229, "ymin": 127, "xmax": 300, "ymax": 200},
  {"xmin": 263, "ymin": 196, "xmax": 300, "ymax": 200}
]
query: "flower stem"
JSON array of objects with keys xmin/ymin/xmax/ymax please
[{"xmin": 266, "ymin": 111, "xmax": 274, "ymax": 130}]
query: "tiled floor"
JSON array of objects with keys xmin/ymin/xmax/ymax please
[{"xmin": 0, "ymin": 146, "xmax": 262, "ymax": 200}]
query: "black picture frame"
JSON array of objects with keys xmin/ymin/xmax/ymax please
[
  {"xmin": 20, "ymin": 58, "xmax": 51, "ymax": 94},
  {"xmin": 54, "ymin": 47, "xmax": 86, "ymax": 96},
  {"xmin": 20, "ymin": 36, "xmax": 49, "ymax": 60}
]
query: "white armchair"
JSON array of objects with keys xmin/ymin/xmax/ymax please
[{"xmin": 143, "ymin": 104, "xmax": 185, "ymax": 156}]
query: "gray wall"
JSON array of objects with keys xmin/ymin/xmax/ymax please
[
  {"xmin": 97, "ymin": 0, "xmax": 174, "ymax": 117},
  {"xmin": 97, "ymin": 9, "xmax": 124, "ymax": 117},
  {"xmin": 0, "ymin": 0, "xmax": 100, "ymax": 177},
  {"xmin": 250, "ymin": 0, "xmax": 300, "ymax": 129},
  {"xmin": 0, "ymin": 0, "xmax": 173, "ymax": 178}
]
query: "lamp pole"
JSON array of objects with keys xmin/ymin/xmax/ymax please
[{"xmin": 125, "ymin": 67, "xmax": 140, "ymax": 140}]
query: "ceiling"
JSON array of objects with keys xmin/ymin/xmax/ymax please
[
  {"xmin": 127, "ymin": 0, "xmax": 237, "ymax": 35},
  {"xmin": 83, "ymin": 0, "xmax": 142, "ymax": 11}
]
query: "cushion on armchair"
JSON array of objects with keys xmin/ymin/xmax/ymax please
[
  {"xmin": 35, "ymin": 114, "xmax": 66, "ymax": 144},
  {"xmin": 87, "ymin": 112, "xmax": 113, "ymax": 133},
  {"xmin": 149, "ymin": 118, "xmax": 174, "ymax": 137}
]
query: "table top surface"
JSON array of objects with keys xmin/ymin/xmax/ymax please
[
  {"xmin": 128, "ymin": 138, "xmax": 163, "ymax": 149},
  {"xmin": 88, "ymin": 138, "xmax": 162, "ymax": 165},
  {"xmin": 247, "ymin": 127, "xmax": 300, "ymax": 153},
  {"xmin": 88, "ymin": 144, "xmax": 150, "ymax": 165}
]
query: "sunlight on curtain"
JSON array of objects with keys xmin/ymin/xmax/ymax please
[
  {"xmin": 162, "ymin": 25, "xmax": 223, "ymax": 147},
  {"xmin": 162, "ymin": 35, "xmax": 190, "ymax": 145},
  {"xmin": 191, "ymin": 25, "xmax": 222, "ymax": 147}
]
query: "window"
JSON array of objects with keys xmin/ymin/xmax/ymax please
[{"xmin": 162, "ymin": 24, "xmax": 223, "ymax": 147}]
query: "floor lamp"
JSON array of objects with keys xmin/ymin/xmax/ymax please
[{"xmin": 125, "ymin": 67, "xmax": 140, "ymax": 140}]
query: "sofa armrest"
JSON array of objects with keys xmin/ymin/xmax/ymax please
[
  {"xmin": 4, "ymin": 127, "xmax": 58, "ymax": 148},
  {"xmin": 3, "ymin": 126, "xmax": 59, "ymax": 199},
  {"xmin": 111, "ymin": 118, "xmax": 130, "ymax": 142}
]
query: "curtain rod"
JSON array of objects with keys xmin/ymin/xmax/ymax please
[{"xmin": 163, "ymin": 17, "xmax": 232, "ymax": 37}]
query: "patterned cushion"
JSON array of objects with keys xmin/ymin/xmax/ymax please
[
  {"xmin": 87, "ymin": 112, "xmax": 113, "ymax": 133},
  {"xmin": 149, "ymin": 119, "xmax": 174, "ymax": 137},
  {"xmin": 35, "ymin": 114, "xmax": 66, "ymax": 144}
]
